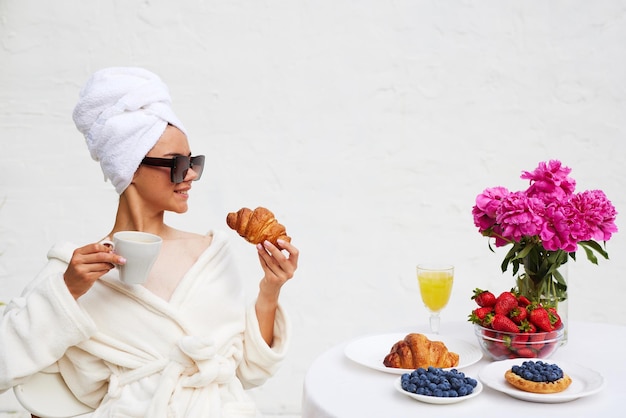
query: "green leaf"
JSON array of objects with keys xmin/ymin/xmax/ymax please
[
  {"xmin": 553, "ymin": 268, "xmax": 568, "ymax": 288},
  {"xmin": 512, "ymin": 259, "xmax": 520, "ymax": 276},
  {"xmin": 579, "ymin": 240, "xmax": 609, "ymax": 261},
  {"xmin": 515, "ymin": 242, "xmax": 535, "ymax": 260},
  {"xmin": 501, "ymin": 244, "xmax": 518, "ymax": 273},
  {"xmin": 580, "ymin": 243, "xmax": 599, "ymax": 265}
]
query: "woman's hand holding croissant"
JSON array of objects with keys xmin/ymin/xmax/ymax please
[
  {"xmin": 257, "ymin": 239, "xmax": 299, "ymax": 294},
  {"xmin": 254, "ymin": 239, "xmax": 299, "ymax": 346},
  {"xmin": 226, "ymin": 206, "xmax": 298, "ymax": 345}
]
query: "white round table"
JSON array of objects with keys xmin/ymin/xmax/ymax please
[{"xmin": 302, "ymin": 320, "xmax": 623, "ymax": 417}]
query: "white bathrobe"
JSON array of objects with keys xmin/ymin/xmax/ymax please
[{"xmin": 0, "ymin": 230, "xmax": 290, "ymax": 417}]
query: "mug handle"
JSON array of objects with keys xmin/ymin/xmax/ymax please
[{"xmin": 99, "ymin": 239, "xmax": 115, "ymax": 249}]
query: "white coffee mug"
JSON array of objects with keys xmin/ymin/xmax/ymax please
[{"xmin": 103, "ymin": 231, "xmax": 162, "ymax": 284}]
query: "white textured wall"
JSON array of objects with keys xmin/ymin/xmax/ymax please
[{"xmin": 1, "ymin": 0, "xmax": 626, "ymax": 415}]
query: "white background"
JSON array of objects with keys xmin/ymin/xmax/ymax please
[{"xmin": 1, "ymin": 0, "xmax": 625, "ymax": 416}]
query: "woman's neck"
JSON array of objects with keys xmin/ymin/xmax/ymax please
[{"xmin": 106, "ymin": 189, "xmax": 170, "ymax": 238}]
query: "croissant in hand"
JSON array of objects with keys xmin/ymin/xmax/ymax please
[
  {"xmin": 383, "ymin": 333, "xmax": 459, "ymax": 369},
  {"xmin": 226, "ymin": 207, "xmax": 291, "ymax": 246}
]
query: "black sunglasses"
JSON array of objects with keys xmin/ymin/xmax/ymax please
[{"xmin": 140, "ymin": 155, "xmax": 205, "ymax": 184}]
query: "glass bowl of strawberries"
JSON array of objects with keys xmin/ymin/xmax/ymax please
[
  {"xmin": 473, "ymin": 323, "xmax": 564, "ymax": 360},
  {"xmin": 469, "ymin": 288, "xmax": 565, "ymax": 361}
]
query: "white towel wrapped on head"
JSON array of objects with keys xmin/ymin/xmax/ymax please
[{"xmin": 73, "ymin": 67, "xmax": 187, "ymax": 194}]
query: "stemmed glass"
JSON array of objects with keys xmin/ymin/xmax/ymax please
[{"xmin": 417, "ymin": 264, "xmax": 454, "ymax": 334}]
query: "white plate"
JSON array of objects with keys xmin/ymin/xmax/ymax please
[
  {"xmin": 344, "ymin": 332, "xmax": 482, "ymax": 374},
  {"xmin": 478, "ymin": 359, "xmax": 605, "ymax": 403},
  {"xmin": 393, "ymin": 376, "xmax": 483, "ymax": 404}
]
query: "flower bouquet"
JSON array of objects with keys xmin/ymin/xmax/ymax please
[{"xmin": 472, "ymin": 160, "xmax": 618, "ymax": 328}]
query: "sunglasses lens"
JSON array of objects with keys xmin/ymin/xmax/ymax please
[
  {"xmin": 172, "ymin": 155, "xmax": 205, "ymax": 183},
  {"xmin": 191, "ymin": 155, "xmax": 205, "ymax": 181},
  {"xmin": 171, "ymin": 156, "xmax": 186, "ymax": 183}
]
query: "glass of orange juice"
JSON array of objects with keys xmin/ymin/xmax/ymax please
[{"xmin": 417, "ymin": 263, "xmax": 454, "ymax": 334}]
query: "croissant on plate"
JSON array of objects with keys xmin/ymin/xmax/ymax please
[
  {"xmin": 226, "ymin": 207, "xmax": 291, "ymax": 246},
  {"xmin": 383, "ymin": 333, "xmax": 459, "ymax": 369}
]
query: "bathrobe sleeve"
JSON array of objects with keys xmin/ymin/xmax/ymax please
[
  {"xmin": 237, "ymin": 301, "xmax": 291, "ymax": 389},
  {"xmin": 0, "ymin": 243, "xmax": 97, "ymax": 392}
]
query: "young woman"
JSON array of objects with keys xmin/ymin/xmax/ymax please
[{"xmin": 0, "ymin": 67, "xmax": 299, "ymax": 417}]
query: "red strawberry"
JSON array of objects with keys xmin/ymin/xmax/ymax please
[
  {"xmin": 481, "ymin": 328, "xmax": 497, "ymax": 339},
  {"xmin": 468, "ymin": 307, "xmax": 494, "ymax": 326},
  {"xmin": 529, "ymin": 306, "xmax": 554, "ymax": 332},
  {"xmin": 508, "ymin": 333, "xmax": 530, "ymax": 351},
  {"xmin": 515, "ymin": 347, "xmax": 537, "ymax": 358},
  {"xmin": 528, "ymin": 333, "xmax": 546, "ymax": 350},
  {"xmin": 509, "ymin": 306, "xmax": 528, "ymax": 324},
  {"xmin": 491, "ymin": 313, "xmax": 520, "ymax": 333},
  {"xmin": 494, "ymin": 291, "xmax": 518, "ymax": 315},
  {"xmin": 472, "ymin": 288, "xmax": 496, "ymax": 307},
  {"xmin": 545, "ymin": 329, "xmax": 559, "ymax": 340},
  {"xmin": 487, "ymin": 341, "xmax": 510, "ymax": 360},
  {"xmin": 547, "ymin": 307, "xmax": 562, "ymax": 329},
  {"xmin": 519, "ymin": 319, "xmax": 537, "ymax": 333},
  {"xmin": 539, "ymin": 342, "xmax": 558, "ymax": 357},
  {"xmin": 517, "ymin": 295, "xmax": 531, "ymax": 307}
]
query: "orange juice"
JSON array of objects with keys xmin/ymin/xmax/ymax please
[{"xmin": 418, "ymin": 271, "xmax": 454, "ymax": 312}]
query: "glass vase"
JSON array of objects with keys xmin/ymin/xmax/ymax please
[{"xmin": 515, "ymin": 262, "xmax": 568, "ymax": 345}]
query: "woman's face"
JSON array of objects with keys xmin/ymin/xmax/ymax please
[{"xmin": 131, "ymin": 125, "xmax": 200, "ymax": 214}]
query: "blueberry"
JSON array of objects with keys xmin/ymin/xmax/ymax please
[{"xmin": 439, "ymin": 382, "xmax": 451, "ymax": 391}]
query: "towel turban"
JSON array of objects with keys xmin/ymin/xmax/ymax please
[{"xmin": 72, "ymin": 67, "xmax": 187, "ymax": 194}]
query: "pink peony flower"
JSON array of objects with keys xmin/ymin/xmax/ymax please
[
  {"xmin": 472, "ymin": 186, "xmax": 509, "ymax": 233},
  {"xmin": 540, "ymin": 203, "xmax": 579, "ymax": 252},
  {"xmin": 521, "ymin": 160, "xmax": 576, "ymax": 203},
  {"xmin": 495, "ymin": 191, "xmax": 544, "ymax": 242},
  {"xmin": 570, "ymin": 190, "xmax": 618, "ymax": 241}
]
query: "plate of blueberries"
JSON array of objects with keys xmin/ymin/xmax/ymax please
[{"xmin": 394, "ymin": 366, "xmax": 483, "ymax": 404}]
